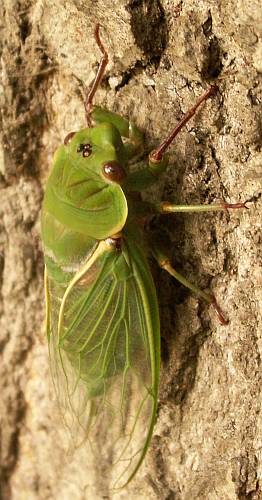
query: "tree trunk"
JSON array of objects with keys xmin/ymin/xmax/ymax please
[{"xmin": 0, "ymin": 1, "xmax": 261, "ymax": 499}]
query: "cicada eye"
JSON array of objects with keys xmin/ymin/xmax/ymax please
[
  {"xmin": 64, "ymin": 131, "xmax": 76, "ymax": 145},
  {"xmin": 102, "ymin": 161, "xmax": 126, "ymax": 183},
  {"xmin": 77, "ymin": 143, "xmax": 92, "ymax": 158}
]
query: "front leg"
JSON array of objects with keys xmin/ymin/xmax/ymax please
[
  {"xmin": 125, "ymin": 86, "xmax": 218, "ymax": 192},
  {"xmin": 84, "ymin": 25, "xmax": 144, "ymax": 158}
]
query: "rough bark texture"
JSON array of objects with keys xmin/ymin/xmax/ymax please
[{"xmin": 0, "ymin": 1, "xmax": 261, "ymax": 499}]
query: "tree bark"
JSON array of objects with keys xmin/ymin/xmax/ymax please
[{"xmin": 0, "ymin": 1, "xmax": 261, "ymax": 499}]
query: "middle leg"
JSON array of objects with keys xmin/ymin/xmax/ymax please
[{"xmin": 151, "ymin": 242, "xmax": 229, "ymax": 325}]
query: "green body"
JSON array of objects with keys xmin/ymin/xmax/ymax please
[{"xmin": 42, "ymin": 107, "xmax": 163, "ymax": 488}]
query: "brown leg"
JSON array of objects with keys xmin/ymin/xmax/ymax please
[{"xmin": 85, "ymin": 24, "xmax": 109, "ymax": 126}]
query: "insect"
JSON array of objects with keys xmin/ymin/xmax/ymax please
[{"xmin": 41, "ymin": 24, "xmax": 247, "ymax": 490}]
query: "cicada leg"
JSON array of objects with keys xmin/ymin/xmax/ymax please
[
  {"xmin": 145, "ymin": 201, "xmax": 248, "ymax": 214},
  {"xmin": 85, "ymin": 24, "xmax": 109, "ymax": 126},
  {"xmin": 146, "ymin": 200, "xmax": 247, "ymax": 323},
  {"xmin": 86, "ymin": 26, "xmax": 144, "ymax": 156},
  {"xmin": 149, "ymin": 85, "xmax": 218, "ymax": 163},
  {"xmin": 151, "ymin": 243, "xmax": 229, "ymax": 325},
  {"xmin": 124, "ymin": 87, "xmax": 219, "ymax": 192},
  {"xmin": 129, "ymin": 199, "xmax": 248, "ymax": 220}
]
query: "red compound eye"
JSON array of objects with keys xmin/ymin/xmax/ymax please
[
  {"xmin": 102, "ymin": 161, "xmax": 126, "ymax": 183},
  {"xmin": 64, "ymin": 131, "xmax": 76, "ymax": 145}
]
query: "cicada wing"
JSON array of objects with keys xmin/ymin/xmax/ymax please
[{"xmin": 46, "ymin": 239, "xmax": 160, "ymax": 490}]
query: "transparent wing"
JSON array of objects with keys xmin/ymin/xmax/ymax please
[{"xmin": 46, "ymin": 238, "xmax": 160, "ymax": 490}]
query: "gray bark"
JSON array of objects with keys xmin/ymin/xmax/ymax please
[{"xmin": 0, "ymin": 0, "xmax": 261, "ymax": 499}]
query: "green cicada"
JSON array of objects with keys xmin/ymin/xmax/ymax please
[{"xmin": 41, "ymin": 25, "xmax": 246, "ymax": 490}]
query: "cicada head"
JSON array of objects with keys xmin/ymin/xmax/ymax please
[
  {"xmin": 43, "ymin": 123, "xmax": 128, "ymax": 240},
  {"xmin": 63, "ymin": 122, "xmax": 128, "ymax": 182}
]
